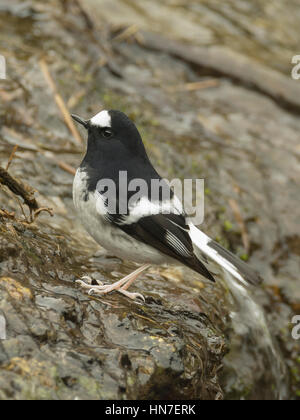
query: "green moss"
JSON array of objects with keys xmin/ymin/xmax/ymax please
[
  {"xmin": 19, "ymin": 240, "xmax": 43, "ymax": 264},
  {"xmin": 224, "ymin": 220, "xmax": 233, "ymax": 231},
  {"xmin": 77, "ymin": 376, "xmax": 102, "ymax": 398},
  {"xmin": 71, "ymin": 63, "xmax": 82, "ymax": 74}
]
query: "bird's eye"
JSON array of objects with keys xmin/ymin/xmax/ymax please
[{"xmin": 102, "ymin": 128, "xmax": 113, "ymax": 138}]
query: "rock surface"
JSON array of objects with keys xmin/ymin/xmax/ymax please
[
  {"xmin": 0, "ymin": 221, "xmax": 226, "ymax": 400},
  {"xmin": 0, "ymin": 0, "xmax": 299, "ymax": 400}
]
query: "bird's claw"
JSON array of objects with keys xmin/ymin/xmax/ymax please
[
  {"xmin": 118, "ymin": 289, "xmax": 145, "ymax": 302},
  {"xmin": 76, "ymin": 274, "xmax": 146, "ymax": 302},
  {"xmin": 75, "ymin": 276, "xmax": 104, "ymax": 289},
  {"xmin": 75, "ymin": 279, "xmax": 91, "ymax": 289},
  {"xmin": 81, "ymin": 276, "xmax": 93, "ymax": 284},
  {"xmin": 88, "ymin": 286, "xmax": 105, "ymax": 296}
]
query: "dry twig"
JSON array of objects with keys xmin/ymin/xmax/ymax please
[
  {"xmin": 57, "ymin": 161, "xmax": 76, "ymax": 176},
  {"xmin": 39, "ymin": 59, "xmax": 83, "ymax": 145},
  {"xmin": 167, "ymin": 79, "xmax": 219, "ymax": 93},
  {"xmin": 112, "ymin": 24, "xmax": 139, "ymax": 43},
  {"xmin": 31, "ymin": 207, "xmax": 54, "ymax": 222},
  {"xmin": 6, "ymin": 145, "xmax": 19, "ymax": 171},
  {"xmin": 0, "ymin": 167, "xmax": 38, "ymax": 211},
  {"xmin": 0, "ymin": 166, "xmax": 53, "ymax": 224},
  {"xmin": 0, "ymin": 209, "xmax": 15, "ymax": 220}
]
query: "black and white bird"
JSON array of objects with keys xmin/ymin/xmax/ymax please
[{"xmin": 72, "ymin": 110, "xmax": 262, "ymax": 301}]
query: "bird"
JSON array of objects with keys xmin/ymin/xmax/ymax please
[{"xmin": 71, "ymin": 109, "xmax": 262, "ymax": 301}]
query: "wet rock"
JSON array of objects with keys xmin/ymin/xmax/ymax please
[
  {"xmin": 140, "ymin": 31, "xmax": 300, "ymax": 114},
  {"xmin": 0, "ymin": 221, "xmax": 226, "ymax": 400},
  {"xmin": 0, "ymin": 0, "xmax": 298, "ymax": 400}
]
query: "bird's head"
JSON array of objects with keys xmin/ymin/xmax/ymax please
[{"xmin": 71, "ymin": 109, "xmax": 145, "ymax": 156}]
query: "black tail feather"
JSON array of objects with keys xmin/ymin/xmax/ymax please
[{"xmin": 208, "ymin": 240, "xmax": 263, "ymax": 286}]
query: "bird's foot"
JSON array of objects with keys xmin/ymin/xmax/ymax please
[
  {"xmin": 75, "ymin": 265, "xmax": 150, "ymax": 302},
  {"xmin": 75, "ymin": 275, "xmax": 104, "ymax": 290},
  {"xmin": 86, "ymin": 283, "xmax": 145, "ymax": 302}
]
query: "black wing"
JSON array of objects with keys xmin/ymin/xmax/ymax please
[{"xmin": 111, "ymin": 212, "xmax": 215, "ymax": 282}]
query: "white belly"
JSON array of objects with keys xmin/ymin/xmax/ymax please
[{"xmin": 73, "ymin": 168, "xmax": 168, "ymax": 265}]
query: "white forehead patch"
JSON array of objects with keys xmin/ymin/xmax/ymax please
[{"xmin": 90, "ymin": 110, "xmax": 111, "ymax": 127}]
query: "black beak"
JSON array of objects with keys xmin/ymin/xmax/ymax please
[{"xmin": 71, "ymin": 114, "xmax": 89, "ymax": 129}]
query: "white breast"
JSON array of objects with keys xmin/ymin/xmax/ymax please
[{"xmin": 72, "ymin": 168, "xmax": 169, "ymax": 265}]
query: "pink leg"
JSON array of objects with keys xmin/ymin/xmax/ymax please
[{"xmin": 76, "ymin": 264, "xmax": 151, "ymax": 301}]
